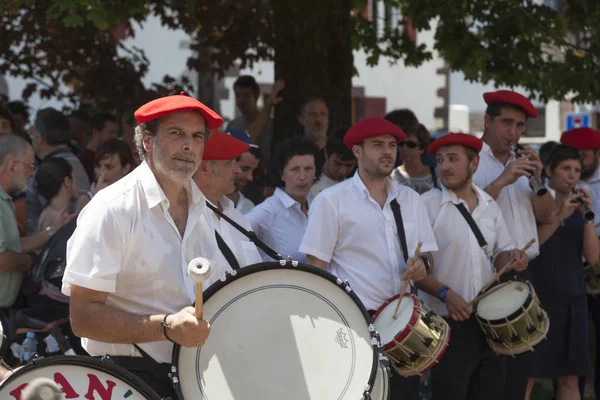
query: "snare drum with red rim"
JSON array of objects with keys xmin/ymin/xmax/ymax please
[
  {"xmin": 0, "ymin": 356, "xmax": 160, "ymax": 400},
  {"xmin": 372, "ymin": 293, "xmax": 450, "ymax": 377},
  {"xmin": 172, "ymin": 261, "xmax": 380, "ymax": 400}
]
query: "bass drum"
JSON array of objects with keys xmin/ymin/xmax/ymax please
[
  {"xmin": 371, "ymin": 355, "xmax": 391, "ymax": 400},
  {"xmin": 172, "ymin": 261, "xmax": 380, "ymax": 400},
  {"xmin": 0, "ymin": 356, "xmax": 161, "ymax": 400}
]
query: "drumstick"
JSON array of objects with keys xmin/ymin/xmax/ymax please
[
  {"xmin": 393, "ymin": 242, "xmax": 422, "ymax": 319},
  {"xmin": 467, "ymin": 283, "xmax": 504, "ymax": 306},
  {"xmin": 187, "ymin": 258, "xmax": 212, "ymax": 320},
  {"xmin": 480, "ymin": 238, "xmax": 535, "ymax": 294}
]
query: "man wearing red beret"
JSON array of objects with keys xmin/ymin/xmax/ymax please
[
  {"xmin": 560, "ymin": 126, "xmax": 600, "ymax": 399},
  {"xmin": 472, "ymin": 90, "xmax": 554, "ymax": 399},
  {"xmin": 300, "ymin": 117, "xmax": 438, "ymax": 399},
  {"xmin": 417, "ymin": 133, "xmax": 528, "ymax": 400},
  {"xmin": 193, "ymin": 132, "xmax": 262, "ymax": 270},
  {"xmin": 61, "ymin": 93, "xmax": 225, "ymax": 398}
]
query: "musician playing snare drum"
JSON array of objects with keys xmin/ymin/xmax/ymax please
[
  {"xmin": 62, "ymin": 94, "xmax": 227, "ymax": 398},
  {"xmin": 417, "ymin": 133, "xmax": 529, "ymax": 400},
  {"xmin": 300, "ymin": 117, "xmax": 438, "ymax": 400}
]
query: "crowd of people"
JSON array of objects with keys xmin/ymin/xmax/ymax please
[{"xmin": 0, "ymin": 75, "xmax": 598, "ymax": 400}]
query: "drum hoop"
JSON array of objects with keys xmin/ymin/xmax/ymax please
[
  {"xmin": 0, "ymin": 355, "xmax": 161, "ymax": 399},
  {"xmin": 372, "ymin": 293, "xmax": 420, "ymax": 350},
  {"xmin": 171, "ymin": 261, "xmax": 379, "ymax": 399},
  {"xmin": 474, "ymin": 279, "xmax": 534, "ymax": 324}
]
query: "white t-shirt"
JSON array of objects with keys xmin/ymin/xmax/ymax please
[
  {"xmin": 299, "ymin": 171, "xmax": 438, "ymax": 311},
  {"xmin": 473, "ymin": 143, "xmax": 540, "ymax": 259},
  {"xmin": 420, "ymin": 184, "xmax": 513, "ymax": 316},
  {"xmin": 307, "ymin": 174, "xmax": 339, "ymax": 204},
  {"xmin": 62, "ymin": 161, "xmax": 227, "ymax": 363},
  {"xmin": 235, "ymin": 191, "xmax": 255, "ymax": 215},
  {"xmin": 582, "ymin": 166, "xmax": 600, "ymax": 235}
]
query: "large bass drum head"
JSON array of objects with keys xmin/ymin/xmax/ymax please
[
  {"xmin": 174, "ymin": 262, "xmax": 378, "ymax": 400},
  {"xmin": 0, "ymin": 356, "xmax": 160, "ymax": 399}
]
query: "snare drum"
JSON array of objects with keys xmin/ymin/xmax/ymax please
[
  {"xmin": 172, "ymin": 261, "xmax": 380, "ymax": 400},
  {"xmin": 0, "ymin": 355, "xmax": 160, "ymax": 399},
  {"xmin": 372, "ymin": 294, "xmax": 450, "ymax": 377},
  {"xmin": 474, "ymin": 280, "xmax": 549, "ymax": 356},
  {"xmin": 584, "ymin": 260, "xmax": 600, "ymax": 295}
]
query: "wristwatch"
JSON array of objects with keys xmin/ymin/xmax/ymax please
[
  {"xmin": 45, "ymin": 226, "xmax": 54, "ymax": 238},
  {"xmin": 437, "ymin": 286, "xmax": 449, "ymax": 302}
]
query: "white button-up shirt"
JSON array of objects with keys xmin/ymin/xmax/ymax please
[
  {"xmin": 473, "ymin": 142, "xmax": 540, "ymax": 259},
  {"xmin": 299, "ymin": 172, "xmax": 438, "ymax": 311},
  {"xmin": 211, "ymin": 196, "xmax": 262, "ymax": 269},
  {"xmin": 307, "ymin": 174, "xmax": 339, "ymax": 204},
  {"xmin": 420, "ymin": 185, "xmax": 514, "ymax": 316},
  {"xmin": 246, "ymin": 188, "xmax": 308, "ymax": 262},
  {"xmin": 62, "ymin": 161, "xmax": 226, "ymax": 364},
  {"xmin": 582, "ymin": 166, "xmax": 600, "ymax": 235},
  {"xmin": 235, "ymin": 191, "xmax": 255, "ymax": 215}
]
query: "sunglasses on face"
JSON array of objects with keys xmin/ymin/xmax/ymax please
[{"xmin": 399, "ymin": 141, "xmax": 420, "ymax": 149}]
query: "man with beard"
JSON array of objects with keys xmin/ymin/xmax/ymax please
[
  {"xmin": 225, "ymin": 130, "xmax": 261, "ymax": 214},
  {"xmin": 193, "ymin": 131, "xmax": 261, "ymax": 270},
  {"xmin": 299, "ymin": 98, "xmax": 329, "ymax": 149},
  {"xmin": 61, "ymin": 93, "xmax": 226, "ymax": 398},
  {"xmin": 472, "ymin": 90, "xmax": 554, "ymax": 399},
  {"xmin": 560, "ymin": 127, "xmax": 600, "ymax": 400},
  {"xmin": 299, "ymin": 117, "xmax": 438, "ymax": 400},
  {"xmin": 417, "ymin": 133, "xmax": 529, "ymax": 400}
]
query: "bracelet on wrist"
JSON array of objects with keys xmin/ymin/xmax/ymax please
[{"xmin": 161, "ymin": 314, "xmax": 175, "ymax": 344}]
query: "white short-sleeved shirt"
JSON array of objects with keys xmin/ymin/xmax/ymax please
[
  {"xmin": 299, "ymin": 171, "xmax": 438, "ymax": 311},
  {"xmin": 246, "ymin": 188, "xmax": 308, "ymax": 262},
  {"xmin": 473, "ymin": 142, "xmax": 540, "ymax": 259},
  {"xmin": 62, "ymin": 161, "xmax": 227, "ymax": 364},
  {"xmin": 582, "ymin": 167, "xmax": 600, "ymax": 236},
  {"xmin": 211, "ymin": 196, "xmax": 262, "ymax": 269},
  {"xmin": 235, "ymin": 191, "xmax": 255, "ymax": 215},
  {"xmin": 420, "ymin": 185, "xmax": 514, "ymax": 316}
]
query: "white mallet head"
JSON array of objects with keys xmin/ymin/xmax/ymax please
[
  {"xmin": 188, "ymin": 257, "xmax": 212, "ymax": 284},
  {"xmin": 21, "ymin": 378, "xmax": 62, "ymax": 400}
]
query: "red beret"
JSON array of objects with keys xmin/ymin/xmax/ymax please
[
  {"xmin": 427, "ymin": 133, "xmax": 483, "ymax": 155},
  {"xmin": 202, "ymin": 131, "xmax": 250, "ymax": 160},
  {"xmin": 560, "ymin": 127, "xmax": 600, "ymax": 150},
  {"xmin": 134, "ymin": 92, "xmax": 223, "ymax": 129},
  {"xmin": 344, "ymin": 117, "xmax": 406, "ymax": 149},
  {"xmin": 483, "ymin": 90, "xmax": 538, "ymax": 118}
]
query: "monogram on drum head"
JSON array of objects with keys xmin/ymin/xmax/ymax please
[{"xmin": 334, "ymin": 328, "xmax": 349, "ymax": 348}]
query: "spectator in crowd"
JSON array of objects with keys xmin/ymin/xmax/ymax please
[
  {"xmin": 27, "ymin": 108, "xmax": 90, "ymax": 234},
  {"xmin": 69, "ymin": 109, "xmax": 91, "ymax": 151},
  {"xmin": 34, "ymin": 157, "xmax": 80, "ymax": 233},
  {"xmin": 299, "ymin": 97, "xmax": 329, "ymax": 149},
  {"xmin": 227, "ymin": 75, "xmax": 285, "ymax": 161},
  {"xmin": 307, "ymin": 136, "xmax": 355, "ymax": 203},
  {"xmin": 121, "ymin": 111, "xmax": 138, "ymax": 161},
  {"xmin": 391, "ymin": 123, "xmax": 439, "ymax": 194},
  {"xmin": 0, "ymin": 106, "xmax": 13, "ymax": 136},
  {"xmin": 247, "ymin": 137, "xmax": 321, "ymax": 262},
  {"xmin": 539, "ymin": 141, "xmax": 558, "ymax": 167},
  {"xmin": 77, "ymin": 112, "xmax": 119, "ymax": 182},
  {"xmin": 225, "ymin": 131, "xmax": 262, "ymax": 214},
  {"xmin": 0, "ymin": 135, "xmax": 67, "ymax": 311},
  {"xmin": 6, "ymin": 101, "xmax": 30, "ymax": 141},
  {"xmin": 93, "ymin": 139, "xmax": 135, "ymax": 189},
  {"xmin": 385, "ymin": 108, "xmax": 436, "ymax": 169}
]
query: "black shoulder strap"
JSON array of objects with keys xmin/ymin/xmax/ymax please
[
  {"xmin": 390, "ymin": 199, "xmax": 409, "ymax": 262},
  {"xmin": 453, "ymin": 203, "xmax": 491, "ymax": 259},
  {"xmin": 205, "ymin": 201, "xmax": 283, "ymax": 261},
  {"xmin": 215, "ymin": 230, "xmax": 241, "ymax": 270}
]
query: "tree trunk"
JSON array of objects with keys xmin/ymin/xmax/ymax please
[{"xmin": 271, "ymin": 0, "xmax": 353, "ymax": 149}]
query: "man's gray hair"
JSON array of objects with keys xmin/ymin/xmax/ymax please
[
  {"xmin": 133, "ymin": 119, "xmax": 160, "ymax": 162},
  {"xmin": 0, "ymin": 134, "xmax": 30, "ymax": 167}
]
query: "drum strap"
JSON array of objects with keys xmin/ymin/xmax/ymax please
[
  {"xmin": 215, "ymin": 230, "xmax": 241, "ymax": 270},
  {"xmin": 454, "ymin": 203, "xmax": 492, "ymax": 260},
  {"xmin": 206, "ymin": 201, "xmax": 283, "ymax": 261},
  {"xmin": 389, "ymin": 199, "xmax": 409, "ymax": 263}
]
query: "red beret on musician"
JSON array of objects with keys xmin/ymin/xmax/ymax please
[
  {"xmin": 202, "ymin": 131, "xmax": 250, "ymax": 160},
  {"xmin": 427, "ymin": 132, "xmax": 483, "ymax": 155},
  {"xmin": 343, "ymin": 117, "xmax": 406, "ymax": 149},
  {"xmin": 134, "ymin": 91, "xmax": 224, "ymax": 129},
  {"xmin": 560, "ymin": 127, "xmax": 600, "ymax": 150},
  {"xmin": 483, "ymin": 90, "xmax": 538, "ymax": 118}
]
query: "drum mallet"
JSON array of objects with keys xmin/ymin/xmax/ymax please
[
  {"xmin": 21, "ymin": 378, "xmax": 62, "ymax": 400},
  {"xmin": 393, "ymin": 242, "xmax": 423, "ymax": 320},
  {"xmin": 480, "ymin": 238, "xmax": 535, "ymax": 294},
  {"xmin": 188, "ymin": 258, "xmax": 212, "ymax": 320}
]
